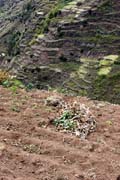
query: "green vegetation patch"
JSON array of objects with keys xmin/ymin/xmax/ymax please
[
  {"xmin": 0, "ymin": 8, "xmax": 4, "ymax": 16},
  {"xmin": 19, "ymin": 0, "xmax": 35, "ymax": 22},
  {"xmin": 98, "ymin": 55, "xmax": 119, "ymax": 76},
  {"xmin": 35, "ymin": 0, "xmax": 74, "ymax": 35},
  {"xmin": 53, "ymin": 111, "xmax": 77, "ymax": 131},
  {"xmin": 49, "ymin": 62, "xmax": 80, "ymax": 72},
  {"xmin": 98, "ymin": 67, "xmax": 111, "ymax": 76},
  {"xmin": 98, "ymin": 0, "xmax": 113, "ymax": 13},
  {"xmin": 2, "ymin": 78, "xmax": 24, "ymax": 93},
  {"xmin": 81, "ymin": 34, "xmax": 120, "ymax": 44},
  {"xmin": 6, "ymin": 30, "xmax": 21, "ymax": 56},
  {"xmin": 93, "ymin": 55, "xmax": 120, "ymax": 103}
]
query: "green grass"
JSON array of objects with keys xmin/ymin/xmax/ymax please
[
  {"xmin": 98, "ymin": 0, "xmax": 113, "ymax": 13},
  {"xmin": 2, "ymin": 78, "xmax": 24, "ymax": 93},
  {"xmin": 0, "ymin": 8, "xmax": 4, "ymax": 16},
  {"xmin": 81, "ymin": 34, "xmax": 120, "ymax": 44},
  {"xmin": 98, "ymin": 55, "xmax": 119, "ymax": 76},
  {"xmin": 49, "ymin": 62, "xmax": 80, "ymax": 72},
  {"xmin": 92, "ymin": 55, "xmax": 120, "ymax": 103}
]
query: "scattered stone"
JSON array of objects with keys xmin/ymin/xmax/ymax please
[
  {"xmin": 117, "ymin": 175, "xmax": 120, "ymax": 180},
  {"xmin": 45, "ymin": 96, "xmax": 62, "ymax": 107},
  {"xmin": 0, "ymin": 142, "xmax": 6, "ymax": 156},
  {"xmin": 36, "ymin": 11, "xmax": 44, "ymax": 15},
  {"xmin": 0, "ymin": 142, "xmax": 5, "ymax": 151},
  {"xmin": 75, "ymin": 174, "xmax": 84, "ymax": 179}
]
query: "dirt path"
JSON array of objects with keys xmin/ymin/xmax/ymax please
[{"xmin": 0, "ymin": 86, "xmax": 120, "ymax": 180}]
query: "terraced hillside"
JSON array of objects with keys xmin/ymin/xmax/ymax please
[
  {"xmin": 0, "ymin": 0, "xmax": 57, "ymax": 56},
  {"xmin": 0, "ymin": 86, "xmax": 120, "ymax": 180},
  {"xmin": 0, "ymin": 0, "xmax": 120, "ymax": 103}
]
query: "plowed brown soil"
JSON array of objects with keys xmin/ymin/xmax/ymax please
[{"xmin": 0, "ymin": 86, "xmax": 120, "ymax": 180}]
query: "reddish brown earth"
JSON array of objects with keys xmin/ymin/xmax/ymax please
[{"xmin": 0, "ymin": 86, "xmax": 120, "ymax": 180}]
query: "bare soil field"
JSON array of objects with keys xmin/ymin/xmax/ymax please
[{"xmin": 0, "ymin": 86, "xmax": 120, "ymax": 180}]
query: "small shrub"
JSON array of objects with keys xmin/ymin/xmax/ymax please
[
  {"xmin": 20, "ymin": 0, "xmax": 35, "ymax": 22},
  {"xmin": 59, "ymin": 55, "xmax": 67, "ymax": 62},
  {"xmin": 53, "ymin": 111, "xmax": 77, "ymax": 131},
  {"xmin": 7, "ymin": 31, "xmax": 21, "ymax": 56},
  {"xmin": 26, "ymin": 83, "xmax": 34, "ymax": 90}
]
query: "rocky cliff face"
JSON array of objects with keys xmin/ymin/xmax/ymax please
[{"xmin": 0, "ymin": 0, "xmax": 120, "ymax": 104}]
